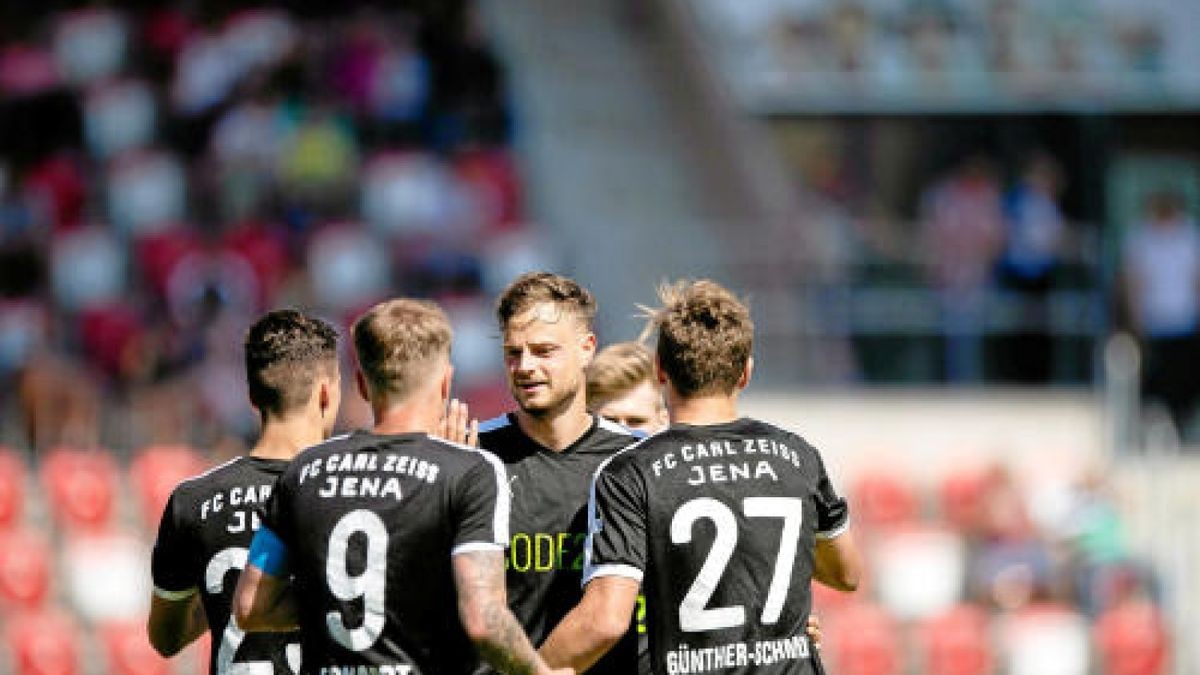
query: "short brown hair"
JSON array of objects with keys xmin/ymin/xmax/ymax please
[
  {"xmin": 353, "ymin": 298, "xmax": 453, "ymax": 401},
  {"xmin": 649, "ymin": 280, "xmax": 753, "ymax": 397},
  {"xmin": 245, "ymin": 309, "xmax": 339, "ymax": 417},
  {"xmin": 496, "ymin": 272, "xmax": 596, "ymax": 330},
  {"xmin": 587, "ymin": 342, "xmax": 655, "ymax": 408}
]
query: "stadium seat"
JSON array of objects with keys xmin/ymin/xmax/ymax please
[
  {"xmin": 918, "ymin": 604, "xmax": 995, "ymax": 675},
  {"xmin": 0, "ymin": 528, "xmax": 53, "ymax": 611},
  {"xmin": 61, "ymin": 531, "xmax": 151, "ymax": 621},
  {"xmin": 1094, "ymin": 599, "xmax": 1169, "ymax": 675},
  {"xmin": 40, "ymin": 447, "xmax": 120, "ymax": 532},
  {"xmin": 98, "ymin": 620, "xmax": 173, "ymax": 675},
  {"xmin": 938, "ymin": 467, "xmax": 988, "ymax": 533},
  {"xmin": 850, "ymin": 470, "xmax": 921, "ymax": 531},
  {"xmin": 1000, "ymin": 603, "xmax": 1090, "ymax": 675},
  {"xmin": 129, "ymin": 445, "xmax": 205, "ymax": 529},
  {"xmin": 0, "ymin": 447, "xmax": 28, "ymax": 529},
  {"xmin": 4, "ymin": 611, "xmax": 81, "ymax": 675},
  {"xmin": 873, "ymin": 524, "xmax": 966, "ymax": 619},
  {"xmin": 824, "ymin": 603, "xmax": 904, "ymax": 675}
]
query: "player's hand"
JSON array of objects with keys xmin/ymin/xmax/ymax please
[
  {"xmin": 546, "ymin": 669, "xmax": 575, "ymax": 675},
  {"xmin": 436, "ymin": 398, "xmax": 479, "ymax": 447},
  {"xmin": 806, "ymin": 613, "xmax": 822, "ymax": 649}
]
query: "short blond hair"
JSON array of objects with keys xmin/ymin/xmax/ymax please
[
  {"xmin": 648, "ymin": 280, "xmax": 752, "ymax": 397},
  {"xmin": 496, "ymin": 272, "xmax": 596, "ymax": 331},
  {"xmin": 587, "ymin": 342, "xmax": 656, "ymax": 409},
  {"xmin": 352, "ymin": 298, "xmax": 452, "ymax": 401}
]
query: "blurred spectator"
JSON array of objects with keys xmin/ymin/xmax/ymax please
[
  {"xmin": 52, "ymin": 9, "xmax": 128, "ymax": 88},
  {"xmin": 275, "ymin": 104, "xmax": 359, "ymax": 214},
  {"xmin": 1121, "ymin": 190, "xmax": 1200, "ymax": 434},
  {"xmin": 996, "ymin": 152, "xmax": 1067, "ymax": 383},
  {"xmin": 965, "ymin": 464, "xmax": 1058, "ymax": 612},
  {"xmin": 83, "ymin": 80, "xmax": 158, "ymax": 161},
  {"xmin": 1060, "ymin": 469, "xmax": 1157, "ymax": 617},
  {"xmin": 919, "ymin": 156, "xmax": 1005, "ymax": 382}
]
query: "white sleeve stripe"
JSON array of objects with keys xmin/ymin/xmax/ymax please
[
  {"xmin": 815, "ymin": 519, "xmax": 850, "ymax": 540},
  {"xmin": 583, "ymin": 564, "xmax": 643, "ymax": 585},
  {"xmin": 452, "ymin": 542, "xmax": 505, "ymax": 556},
  {"xmin": 153, "ymin": 585, "xmax": 198, "ymax": 601},
  {"xmin": 468, "ymin": 448, "xmax": 510, "ymax": 543}
]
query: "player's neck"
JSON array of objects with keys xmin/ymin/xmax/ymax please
[
  {"xmin": 371, "ymin": 392, "xmax": 442, "ymax": 437},
  {"xmin": 514, "ymin": 394, "xmax": 592, "ymax": 452},
  {"xmin": 251, "ymin": 414, "xmax": 326, "ymax": 460},
  {"xmin": 668, "ymin": 393, "xmax": 740, "ymax": 427}
]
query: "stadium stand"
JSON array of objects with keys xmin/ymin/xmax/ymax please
[{"xmin": 0, "ymin": 1, "xmax": 1193, "ymax": 673}]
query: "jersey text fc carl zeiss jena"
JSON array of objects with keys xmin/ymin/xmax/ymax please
[{"xmin": 585, "ymin": 418, "xmax": 850, "ymax": 675}]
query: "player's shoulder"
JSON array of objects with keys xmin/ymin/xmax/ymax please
[
  {"xmin": 743, "ymin": 418, "xmax": 824, "ymax": 458},
  {"xmin": 593, "ymin": 431, "xmax": 659, "ymax": 477},
  {"xmin": 169, "ymin": 456, "xmax": 246, "ymax": 503},
  {"xmin": 591, "ymin": 416, "xmax": 639, "ymax": 446},
  {"xmin": 424, "ymin": 435, "xmax": 504, "ymax": 470}
]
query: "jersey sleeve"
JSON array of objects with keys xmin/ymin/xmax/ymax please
[
  {"xmin": 258, "ymin": 470, "xmax": 296, "ymax": 548},
  {"xmin": 813, "ymin": 452, "xmax": 850, "ymax": 539},
  {"xmin": 150, "ymin": 491, "xmax": 199, "ymax": 599},
  {"xmin": 582, "ymin": 457, "xmax": 647, "ymax": 585},
  {"xmin": 449, "ymin": 451, "xmax": 510, "ymax": 555}
]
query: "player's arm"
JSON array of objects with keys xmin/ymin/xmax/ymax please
[
  {"xmin": 232, "ymin": 526, "xmax": 300, "ymax": 632},
  {"xmin": 148, "ymin": 491, "xmax": 209, "ymax": 656},
  {"xmin": 814, "ymin": 530, "xmax": 862, "ymax": 591},
  {"xmin": 148, "ymin": 590, "xmax": 208, "ymax": 657},
  {"xmin": 452, "ymin": 550, "xmax": 572, "ymax": 675},
  {"xmin": 539, "ymin": 575, "xmax": 640, "ymax": 672},
  {"xmin": 811, "ymin": 452, "xmax": 862, "ymax": 592}
]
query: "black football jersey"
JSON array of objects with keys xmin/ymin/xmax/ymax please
[
  {"xmin": 259, "ymin": 430, "xmax": 508, "ymax": 675},
  {"xmin": 152, "ymin": 456, "xmax": 302, "ymax": 675},
  {"xmin": 585, "ymin": 418, "xmax": 850, "ymax": 675},
  {"xmin": 476, "ymin": 413, "xmax": 638, "ymax": 675}
]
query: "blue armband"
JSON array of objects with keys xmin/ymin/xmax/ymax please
[{"xmin": 247, "ymin": 526, "xmax": 291, "ymax": 577}]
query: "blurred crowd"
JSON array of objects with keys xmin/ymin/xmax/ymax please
[
  {"xmin": 697, "ymin": 0, "xmax": 1196, "ymax": 103},
  {"xmin": 817, "ymin": 458, "xmax": 1169, "ymax": 674},
  {"xmin": 0, "ymin": 3, "xmax": 550, "ymax": 456}
]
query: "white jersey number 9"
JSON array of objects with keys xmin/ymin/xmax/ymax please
[{"xmin": 325, "ymin": 510, "xmax": 389, "ymax": 651}]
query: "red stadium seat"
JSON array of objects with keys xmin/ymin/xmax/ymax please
[
  {"xmin": 98, "ymin": 620, "xmax": 173, "ymax": 675},
  {"xmin": 938, "ymin": 468, "xmax": 988, "ymax": 533},
  {"xmin": 824, "ymin": 603, "xmax": 904, "ymax": 675},
  {"xmin": 5, "ymin": 611, "xmax": 81, "ymax": 675},
  {"xmin": 0, "ymin": 447, "xmax": 28, "ymax": 530},
  {"xmin": 918, "ymin": 604, "xmax": 995, "ymax": 675},
  {"xmin": 40, "ymin": 447, "xmax": 120, "ymax": 532},
  {"xmin": 1094, "ymin": 600, "xmax": 1169, "ymax": 675},
  {"xmin": 0, "ymin": 528, "xmax": 53, "ymax": 611},
  {"xmin": 851, "ymin": 470, "xmax": 920, "ymax": 531},
  {"xmin": 129, "ymin": 445, "xmax": 205, "ymax": 529}
]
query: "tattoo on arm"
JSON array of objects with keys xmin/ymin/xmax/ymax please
[{"xmin": 454, "ymin": 551, "xmax": 543, "ymax": 675}]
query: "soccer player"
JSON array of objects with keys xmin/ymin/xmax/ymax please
[
  {"xmin": 586, "ymin": 341, "xmax": 668, "ymax": 436},
  {"xmin": 540, "ymin": 280, "xmax": 862, "ymax": 674},
  {"xmin": 474, "ymin": 273, "xmax": 640, "ymax": 674},
  {"xmin": 233, "ymin": 298, "xmax": 568, "ymax": 675},
  {"xmin": 149, "ymin": 309, "xmax": 342, "ymax": 673}
]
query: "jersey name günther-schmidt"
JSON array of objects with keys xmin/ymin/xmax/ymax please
[
  {"xmin": 584, "ymin": 418, "xmax": 850, "ymax": 675},
  {"xmin": 477, "ymin": 413, "xmax": 638, "ymax": 675},
  {"xmin": 259, "ymin": 431, "xmax": 508, "ymax": 675},
  {"xmin": 152, "ymin": 456, "xmax": 301, "ymax": 675}
]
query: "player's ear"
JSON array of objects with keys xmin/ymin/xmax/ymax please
[
  {"xmin": 355, "ymin": 369, "xmax": 370, "ymax": 402},
  {"xmin": 736, "ymin": 356, "xmax": 754, "ymax": 391},
  {"xmin": 579, "ymin": 330, "xmax": 597, "ymax": 366},
  {"xmin": 654, "ymin": 356, "xmax": 668, "ymax": 385},
  {"xmin": 440, "ymin": 361, "xmax": 453, "ymax": 403}
]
